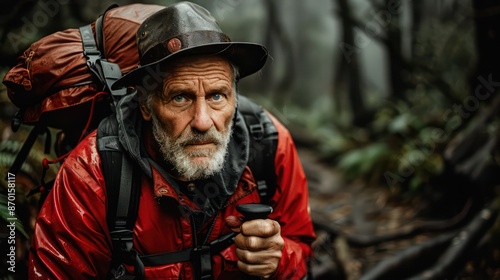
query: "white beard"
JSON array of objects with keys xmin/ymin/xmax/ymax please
[{"xmin": 151, "ymin": 113, "xmax": 233, "ymax": 181}]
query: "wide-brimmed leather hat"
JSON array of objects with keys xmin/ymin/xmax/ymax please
[{"xmin": 112, "ymin": 1, "xmax": 268, "ymax": 90}]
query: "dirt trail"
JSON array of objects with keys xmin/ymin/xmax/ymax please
[{"xmin": 297, "ymin": 147, "xmax": 466, "ymax": 279}]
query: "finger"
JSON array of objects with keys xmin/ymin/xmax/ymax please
[
  {"xmin": 237, "ymin": 257, "xmax": 280, "ymax": 277},
  {"xmin": 234, "ymin": 235, "xmax": 261, "ymax": 251},
  {"xmin": 235, "ymin": 248, "xmax": 282, "ymax": 264},
  {"xmin": 237, "ymin": 262, "xmax": 277, "ymax": 277},
  {"xmin": 234, "ymin": 234, "xmax": 284, "ymax": 251},
  {"xmin": 241, "ymin": 219, "xmax": 280, "ymax": 237},
  {"xmin": 225, "ymin": 215, "xmax": 243, "ymax": 232}
]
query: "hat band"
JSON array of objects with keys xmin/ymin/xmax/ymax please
[{"xmin": 140, "ymin": 30, "xmax": 231, "ymax": 65}]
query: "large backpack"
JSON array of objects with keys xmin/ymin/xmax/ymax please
[
  {"xmin": 2, "ymin": 4, "xmax": 279, "ymax": 279},
  {"xmin": 2, "ymin": 3, "xmax": 164, "ymax": 197}
]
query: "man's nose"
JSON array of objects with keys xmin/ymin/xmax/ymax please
[{"xmin": 190, "ymin": 99, "xmax": 214, "ymax": 132}]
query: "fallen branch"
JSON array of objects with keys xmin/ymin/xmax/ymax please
[
  {"xmin": 312, "ymin": 198, "xmax": 473, "ymax": 247},
  {"xmin": 405, "ymin": 201, "xmax": 499, "ymax": 280},
  {"xmin": 358, "ymin": 231, "xmax": 456, "ymax": 280}
]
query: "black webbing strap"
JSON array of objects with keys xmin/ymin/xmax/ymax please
[
  {"xmin": 115, "ymin": 152, "xmax": 133, "ymax": 228},
  {"xmin": 140, "ymin": 248, "xmax": 192, "ymax": 266},
  {"xmin": 8, "ymin": 114, "xmax": 52, "ymax": 202},
  {"xmin": 99, "ymin": 136, "xmax": 121, "ymax": 227},
  {"xmin": 132, "ymin": 247, "xmax": 207, "ymax": 277},
  {"xmin": 79, "ymin": 24, "xmax": 102, "ymax": 82},
  {"xmin": 95, "ymin": 4, "xmax": 119, "ymax": 55},
  {"xmin": 137, "ymin": 231, "xmax": 237, "ymax": 268},
  {"xmin": 7, "ymin": 123, "xmax": 46, "ymax": 178},
  {"xmin": 238, "ymin": 96, "xmax": 278, "ymax": 204},
  {"xmin": 196, "ymin": 246, "xmax": 212, "ymax": 280},
  {"xmin": 99, "ymin": 135, "xmax": 143, "ymax": 279},
  {"xmin": 95, "ymin": 14, "xmax": 105, "ymax": 55}
]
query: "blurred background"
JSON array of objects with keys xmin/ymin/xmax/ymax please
[{"xmin": 1, "ymin": 0, "xmax": 500, "ymax": 279}]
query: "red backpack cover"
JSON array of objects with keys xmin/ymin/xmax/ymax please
[{"xmin": 3, "ymin": 4, "xmax": 164, "ymax": 130}]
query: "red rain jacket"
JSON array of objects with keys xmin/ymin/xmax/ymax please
[{"xmin": 29, "ymin": 112, "xmax": 315, "ymax": 279}]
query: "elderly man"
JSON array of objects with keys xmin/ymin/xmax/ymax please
[{"xmin": 29, "ymin": 2, "xmax": 315, "ymax": 279}]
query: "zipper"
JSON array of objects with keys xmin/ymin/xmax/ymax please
[
  {"xmin": 223, "ymin": 182, "xmax": 256, "ymax": 209},
  {"xmin": 202, "ymin": 213, "xmax": 219, "ymax": 245},
  {"xmin": 23, "ymin": 50, "xmax": 35, "ymax": 91},
  {"xmin": 25, "ymin": 50, "xmax": 35, "ymax": 72}
]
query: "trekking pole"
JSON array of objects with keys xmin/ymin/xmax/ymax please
[{"xmin": 208, "ymin": 204, "xmax": 273, "ymax": 279}]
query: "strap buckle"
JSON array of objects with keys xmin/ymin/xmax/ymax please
[
  {"xmin": 95, "ymin": 59, "xmax": 127, "ymax": 99},
  {"xmin": 193, "ymin": 245, "xmax": 210, "ymax": 255},
  {"xmin": 110, "ymin": 229, "xmax": 134, "ymax": 251},
  {"xmin": 193, "ymin": 246, "xmax": 212, "ymax": 280},
  {"xmin": 249, "ymin": 123, "xmax": 264, "ymax": 140},
  {"xmin": 79, "ymin": 25, "xmax": 101, "ymax": 66},
  {"xmin": 111, "ymin": 264, "xmax": 127, "ymax": 279},
  {"xmin": 110, "ymin": 229, "xmax": 145, "ymax": 279},
  {"xmin": 110, "ymin": 229, "xmax": 133, "ymax": 241}
]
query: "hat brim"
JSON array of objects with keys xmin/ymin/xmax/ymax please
[{"xmin": 111, "ymin": 42, "xmax": 268, "ymax": 90}]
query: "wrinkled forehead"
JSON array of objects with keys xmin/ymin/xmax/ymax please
[
  {"xmin": 159, "ymin": 56, "xmax": 235, "ymax": 92},
  {"xmin": 138, "ymin": 55, "xmax": 239, "ymax": 95},
  {"xmin": 161, "ymin": 55, "xmax": 235, "ymax": 79}
]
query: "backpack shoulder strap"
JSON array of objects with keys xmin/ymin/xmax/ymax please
[
  {"xmin": 237, "ymin": 95, "xmax": 279, "ymax": 204},
  {"xmin": 97, "ymin": 118, "xmax": 143, "ymax": 279}
]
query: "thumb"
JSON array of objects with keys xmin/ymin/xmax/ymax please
[{"xmin": 225, "ymin": 215, "xmax": 243, "ymax": 233}]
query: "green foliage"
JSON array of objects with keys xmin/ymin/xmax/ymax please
[{"xmin": 337, "ymin": 142, "xmax": 392, "ymax": 180}]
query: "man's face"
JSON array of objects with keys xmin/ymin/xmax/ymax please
[{"xmin": 141, "ymin": 56, "xmax": 236, "ymax": 181}]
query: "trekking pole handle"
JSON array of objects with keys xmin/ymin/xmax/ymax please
[
  {"xmin": 210, "ymin": 204, "xmax": 273, "ymax": 254},
  {"xmin": 236, "ymin": 203, "xmax": 273, "ymax": 221}
]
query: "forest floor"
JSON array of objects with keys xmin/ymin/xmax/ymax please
[{"xmin": 298, "ymin": 147, "xmax": 500, "ymax": 280}]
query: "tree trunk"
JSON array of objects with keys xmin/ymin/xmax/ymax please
[
  {"xmin": 385, "ymin": 0, "xmax": 406, "ymax": 101},
  {"xmin": 473, "ymin": 0, "xmax": 500, "ymax": 79},
  {"xmin": 334, "ymin": 0, "xmax": 369, "ymax": 127},
  {"xmin": 263, "ymin": 0, "xmax": 295, "ymax": 103},
  {"xmin": 262, "ymin": 0, "xmax": 276, "ymax": 95},
  {"xmin": 410, "ymin": 0, "xmax": 424, "ymax": 59}
]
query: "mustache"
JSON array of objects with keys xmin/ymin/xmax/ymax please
[{"xmin": 178, "ymin": 128, "xmax": 223, "ymax": 146}]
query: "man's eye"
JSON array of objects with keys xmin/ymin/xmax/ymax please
[
  {"xmin": 211, "ymin": 93, "xmax": 225, "ymax": 101},
  {"xmin": 172, "ymin": 95, "xmax": 187, "ymax": 103}
]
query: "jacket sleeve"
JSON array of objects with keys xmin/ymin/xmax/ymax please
[
  {"xmin": 267, "ymin": 114, "xmax": 316, "ymax": 280},
  {"xmin": 29, "ymin": 133, "xmax": 112, "ymax": 279}
]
